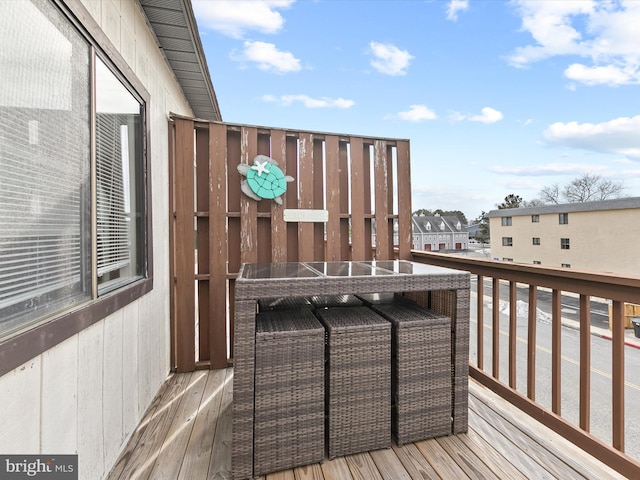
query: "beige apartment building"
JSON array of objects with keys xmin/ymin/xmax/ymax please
[{"xmin": 487, "ymin": 197, "xmax": 640, "ymax": 276}]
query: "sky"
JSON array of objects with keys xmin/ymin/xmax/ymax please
[{"xmin": 192, "ymin": 0, "xmax": 640, "ymax": 222}]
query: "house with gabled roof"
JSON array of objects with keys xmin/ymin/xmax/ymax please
[{"xmin": 412, "ymin": 214, "xmax": 469, "ymax": 251}]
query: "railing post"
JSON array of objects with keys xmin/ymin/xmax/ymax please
[
  {"xmin": 492, "ymin": 277, "xmax": 500, "ymax": 379},
  {"xmin": 579, "ymin": 294, "xmax": 591, "ymax": 432},
  {"xmin": 477, "ymin": 274, "xmax": 484, "ymax": 370},
  {"xmin": 551, "ymin": 289, "xmax": 561, "ymax": 415},
  {"xmin": 612, "ymin": 300, "xmax": 625, "ymax": 452},
  {"xmin": 527, "ymin": 285, "xmax": 537, "ymax": 401},
  {"xmin": 509, "ymin": 281, "xmax": 517, "ymax": 388}
]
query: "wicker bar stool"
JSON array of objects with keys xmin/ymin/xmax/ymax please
[
  {"xmin": 370, "ymin": 301, "xmax": 451, "ymax": 445},
  {"xmin": 254, "ymin": 310, "xmax": 325, "ymax": 475},
  {"xmin": 316, "ymin": 306, "xmax": 391, "ymax": 459}
]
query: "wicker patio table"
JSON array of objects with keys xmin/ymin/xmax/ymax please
[{"xmin": 231, "ymin": 260, "xmax": 470, "ymax": 480}]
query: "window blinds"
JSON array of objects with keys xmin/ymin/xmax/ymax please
[{"xmin": 96, "ymin": 113, "xmax": 131, "ymax": 278}]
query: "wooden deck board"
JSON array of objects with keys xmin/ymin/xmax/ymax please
[{"xmin": 107, "ymin": 369, "xmax": 625, "ymax": 480}]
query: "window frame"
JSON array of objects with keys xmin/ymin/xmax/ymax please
[
  {"xmin": 501, "ymin": 217, "xmax": 512, "ymax": 226},
  {"xmin": 561, "ymin": 238, "xmax": 570, "ymax": 250},
  {"xmin": 532, "ymin": 237, "xmax": 541, "ymax": 245},
  {"xmin": 559, "ymin": 213, "xmax": 569, "ymax": 224},
  {"xmin": 0, "ymin": 0, "xmax": 153, "ymax": 377},
  {"xmin": 502, "ymin": 237, "xmax": 513, "ymax": 246},
  {"xmin": 531, "ymin": 214, "xmax": 539, "ymax": 223}
]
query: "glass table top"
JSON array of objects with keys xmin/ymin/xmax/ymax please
[{"xmin": 239, "ymin": 260, "xmax": 462, "ymax": 280}]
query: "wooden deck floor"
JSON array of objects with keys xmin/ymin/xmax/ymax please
[{"xmin": 107, "ymin": 368, "xmax": 625, "ymax": 480}]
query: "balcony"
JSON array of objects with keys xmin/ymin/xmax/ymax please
[
  {"xmin": 158, "ymin": 118, "xmax": 640, "ymax": 478},
  {"xmin": 108, "ymin": 251, "xmax": 640, "ymax": 479}
]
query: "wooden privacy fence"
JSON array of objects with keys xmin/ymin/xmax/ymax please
[{"xmin": 169, "ymin": 116, "xmax": 412, "ymax": 372}]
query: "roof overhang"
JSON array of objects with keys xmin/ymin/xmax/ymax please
[{"xmin": 139, "ymin": 0, "xmax": 221, "ymax": 121}]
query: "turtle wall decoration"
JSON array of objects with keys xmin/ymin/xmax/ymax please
[{"xmin": 237, "ymin": 155, "xmax": 294, "ymax": 205}]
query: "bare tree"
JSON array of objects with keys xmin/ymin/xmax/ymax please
[
  {"xmin": 539, "ymin": 183, "xmax": 560, "ymax": 204},
  {"xmin": 563, "ymin": 173, "xmax": 624, "ymax": 202}
]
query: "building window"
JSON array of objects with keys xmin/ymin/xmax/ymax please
[
  {"xmin": 561, "ymin": 238, "xmax": 570, "ymax": 249},
  {"xmin": 502, "ymin": 237, "xmax": 513, "ymax": 246},
  {"xmin": 501, "ymin": 217, "xmax": 512, "ymax": 226},
  {"xmin": 559, "ymin": 213, "xmax": 569, "ymax": 224},
  {"xmin": 533, "ymin": 261, "xmax": 541, "ymax": 265},
  {"xmin": 561, "ymin": 263, "xmax": 571, "ymax": 268},
  {"xmin": 531, "ymin": 214, "xmax": 539, "ymax": 223},
  {"xmin": 532, "ymin": 237, "xmax": 540, "ymax": 245},
  {"xmin": 0, "ymin": 0, "xmax": 149, "ymax": 341},
  {"xmin": 502, "ymin": 258, "xmax": 513, "ymax": 262}
]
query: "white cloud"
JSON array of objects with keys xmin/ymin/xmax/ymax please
[
  {"xmin": 397, "ymin": 105, "xmax": 437, "ymax": 122},
  {"xmin": 192, "ymin": 0, "xmax": 294, "ymax": 38},
  {"xmin": 234, "ymin": 41, "xmax": 301, "ymax": 74},
  {"xmin": 263, "ymin": 94, "xmax": 355, "ymax": 109},
  {"xmin": 508, "ymin": 0, "xmax": 640, "ymax": 86},
  {"xmin": 446, "ymin": 0, "xmax": 469, "ymax": 21},
  {"xmin": 564, "ymin": 63, "xmax": 637, "ymax": 86},
  {"xmin": 489, "ymin": 163, "xmax": 606, "ymax": 176},
  {"xmin": 451, "ymin": 107, "xmax": 503, "ymax": 124},
  {"xmin": 369, "ymin": 42, "xmax": 414, "ymax": 76},
  {"xmin": 543, "ymin": 115, "xmax": 640, "ymax": 160}
]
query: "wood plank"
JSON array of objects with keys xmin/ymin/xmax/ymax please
[
  {"xmin": 320, "ymin": 457, "xmax": 353, "ymax": 479},
  {"xmin": 149, "ymin": 371, "xmax": 209, "ymax": 480},
  {"xmin": 209, "ymin": 122, "xmax": 230, "ymax": 368},
  {"xmin": 414, "ymin": 439, "xmax": 469, "ymax": 479},
  {"xmin": 373, "ymin": 140, "xmax": 389, "ymax": 259},
  {"xmin": 391, "ymin": 443, "xmax": 439, "ymax": 480},
  {"xmin": 469, "ymin": 396, "xmax": 565, "ymax": 478},
  {"xmin": 436, "ymin": 434, "xmax": 502, "ymax": 479},
  {"xmin": 178, "ymin": 369, "xmax": 228, "ymax": 480},
  {"xmin": 208, "ymin": 369, "xmax": 233, "ymax": 480},
  {"xmin": 369, "ymin": 447, "xmax": 412, "ymax": 480},
  {"xmin": 174, "ymin": 118, "xmax": 196, "ymax": 372},
  {"xmin": 240, "ymin": 127, "xmax": 258, "ymax": 264},
  {"xmin": 297, "ymin": 133, "xmax": 315, "ymax": 261},
  {"xmin": 345, "ymin": 452, "xmax": 383, "ymax": 480},
  {"xmin": 470, "ymin": 380, "xmax": 627, "ymax": 480},
  {"xmin": 270, "ymin": 129, "xmax": 287, "ymax": 263},
  {"xmin": 349, "ymin": 138, "xmax": 365, "ymax": 261},
  {"xmin": 293, "ymin": 462, "xmax": 324, "ymax": 480},
  {"xmin": 325, "ymin": 135, "xmax": 341, "ymax": 261},
  {"xmin": 312, "ymin": 138, "xmax": 325, "ymax": 261},
  {"xmin": 108, "ymin": 374, "xmax": 193, "ymax": 480},
  {"xmin": 455, "ymin": 427, "xmax": 528, "ymax": 480},
  {"xmin": 395, "ymin": 140, "xmax": 412, "ymax": 260},
  {"xmin": 266, "ymin": 470, "xmax": 295, "ymax": 480}
]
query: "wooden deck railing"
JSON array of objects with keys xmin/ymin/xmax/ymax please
[{"xmin": 411, "ymin": 250, "xmax": 640, "ymax": 478}]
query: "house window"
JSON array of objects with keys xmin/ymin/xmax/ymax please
[
  {"xmin": 0, "ymin": 0, "xmax": 148, "ymax": 340},
  {"xmin": 559, "ymin": 213, "xmax": 569, "ymax": 224},
  {"xmin": 533, "ymin": 261, "xmax": 541, "ymax": 265},
  {"xmin": 502, "ymin": 258, "xmax": 513, "ymax": 262},
  {"xmin": 501, "ymin": 217, "xmax": 512, "ymax": 226},
  {"xmin": 502, "ymin": 237, "xmax": 513, "ymax": 247},
  {"xmin": 531, "ymin": 214, "xmax": 539, "ymax": 223},
  {"xmin": 561, "ymin": 263, "xmax": 571, "ymax": 268},
  {"xmin": 532, "ymin": 237, "xmax": 540, "ymax": 245},
  {"xmin": 561, "ymin": 238, "xmax": 570, "ymax": 249}
]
